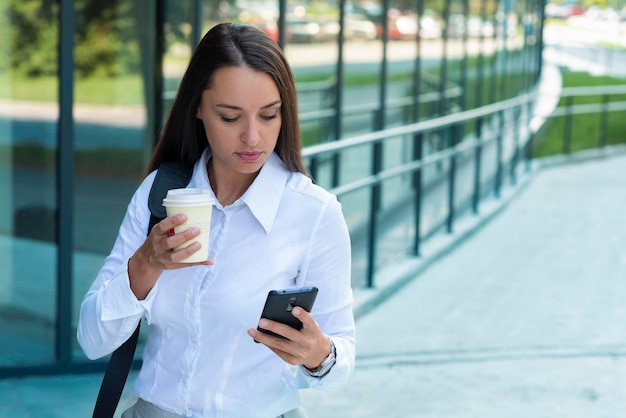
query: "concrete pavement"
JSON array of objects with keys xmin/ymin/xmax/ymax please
[
  {"xmin": 300, "ymin": 147, "xmax": 626, "ymax": 418},
  {"xmin": 2, "ymin": 144, "xmax": 625, "ymax": 417}
]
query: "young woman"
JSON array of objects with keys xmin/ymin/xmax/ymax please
[{"xmin": 77, "ymin": 23, "xmax": 355, "ymax": 418}]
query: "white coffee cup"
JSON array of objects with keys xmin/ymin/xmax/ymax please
[{"xmin": 162, "ymin": 188, "xmax": 214, "ymax": 263}]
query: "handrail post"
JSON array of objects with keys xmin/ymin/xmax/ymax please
[
  {"xmin": 412, "ymin": 133, "xmax": 423, "ymax": 256},
  {"xmin": 599, "ymin": 94, "xmax": 609, "ymax": 148},
  {"xmin": 564, "ymin": 96, "xmax": 573, "ymax": 154},
  {"xmin": 367, "ymin": 141, "xmax": 383, "ymax": 288},
  {"xmin": 446, "ymin": 123, "xmax": 459, "ymax": 233},
  {"xmin": 308, "ymin": 156, "xmax": 319, "ymax": 183},
  {"xmin": 495, "ymin": 110, "xmax": 504, "ymax": 199},
  {"xmin": 510, "ymin": 105, "xmax": 520, "ymax": 186},
  {"xmin": 525, "ymin": 131, "xmax": 534, "ymax": 172},
  {"xmin": 472, "ymin": 118, "xmax": 483, "ymax": 214},
  {"xmin": 525, "ymin": 88, "xmax": 535, "ymax": 172}
]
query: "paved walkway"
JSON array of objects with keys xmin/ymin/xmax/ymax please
[
  {"xmin": 2, "ymin": 146, "xmax": 625, "ymax": 417},
  {"xmin": 300, "ymin": 148, "xmax": 626, "ymax": 418}
]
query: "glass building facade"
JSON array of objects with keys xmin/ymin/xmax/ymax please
[{"xmin": 1, "ymin": 0, "xmax": 544, "ymax": 376}]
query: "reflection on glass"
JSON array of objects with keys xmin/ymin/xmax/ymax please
[
  {"xmin": 71, "ymin": 1, "xmax": 157, "ymax": 359},
  {"xmin": 163, "ymin": 0, "xmax": 196, "ymax": 117},
  {"xmin": 0, "ymin": 0, "xmax": 57, "ymax": 366},
  {"xmin": 0, "ymin": 0, "xmax": 547, "ymax": 374}
]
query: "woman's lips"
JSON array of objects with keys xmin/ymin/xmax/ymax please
[{"xmin": 237, "ymin": 151, "xmax": 262, "ymax": 162}]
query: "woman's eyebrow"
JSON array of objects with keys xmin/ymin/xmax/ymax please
[
  {"xmin": 261, "ymin": 100, "xmax": 282, "ymax": 109},
  {"xmin": 215, "ymin": 100, "xmax": 282, "ymax": 110}
]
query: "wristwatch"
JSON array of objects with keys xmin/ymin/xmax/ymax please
[{"xmin": 303, "ymin": 338, "xmax": 336, "ymax": 378}]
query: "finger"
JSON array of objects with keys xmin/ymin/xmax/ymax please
[
  {"xmin": 166, "ymin": 226, "xmax": 201, "ymax": 250},
  {"xmin": 256, "ymin": 318, "xmax": 301, "ymax": 342},
  {"xmin": 291, "ymin": 307, "xmax": 312, "ymax": 324},
  {"xmin": 162, "ymin": 259, "xmax": 214, "ymax": 271},
  {"xmin": 247, "ymin": 328, "xmax": 303, "ymax": 365},
  {"xmin": 154, "ymin": 213, "xmax": 186, "ymax": 232},
  {"xmin": 170, "ymin": 240, "xmax": 202, "ymax": 262},
  {"xmin": 163, "ymin": 243, "xmax": 214, "ymax": 268},
  {"xmin": 291, "ymin": 307, "xmax": 320, "ymax": 336}
]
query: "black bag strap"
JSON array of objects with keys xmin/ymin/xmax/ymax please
[
  {"xmin": 92, "ymin": 161, "xmax": 193, "ymax": 418},
  {"xmin": 147, "ymin": 161, "xmax": 195, "ymax": 227},
  {"xmin": 92, "ymin": 324, "xmax": 141, "ymax": 418}
]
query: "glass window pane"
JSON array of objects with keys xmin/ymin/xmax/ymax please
[
  {"xmin": 163, "ymin": 0, "xmax": 196, "ymax": 117},
  {"xmin": 71, "ymin": 1, "xmax": 155, "ymax": 360},
  {"xmin": 0, "ymin": 0, "xmax": 58, "ymax": 367}
]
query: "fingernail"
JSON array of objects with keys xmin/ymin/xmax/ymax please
[
  {"xmin": 292, "ymin": 307, "xmax": 301, "ymax": 316},
  {"xmin": 259, "ymin": 319, "xmax": 268, "ymax": 328}
]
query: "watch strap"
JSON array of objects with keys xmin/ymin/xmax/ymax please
[{"xmin": 303, "ymin": 338, "xmax": 336, "ymax": 378}]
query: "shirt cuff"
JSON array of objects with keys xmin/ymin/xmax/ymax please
[
  {"xmin": 289, "ymin": 337, "xmax": 353, "ymax": 391},
  {"xmin": 301, "ymin": 338, "xmax": 336, "ymax": 378},
  {"xmin": 100, "ymin": 261, "xmax": 157, "ymax": 321}
]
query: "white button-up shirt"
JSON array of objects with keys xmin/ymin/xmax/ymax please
[{"xmin": 78, "ymin": 151, "xmax": 355, "ymax": 418}]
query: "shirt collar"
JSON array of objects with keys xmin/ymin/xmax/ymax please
[
  {"xmin": 194, "ymin": 150, "xmax": 289, "ymax": 234},
  {"xmin": 241, "ymin": 152, "xmax": 289, "ymax": 234}
]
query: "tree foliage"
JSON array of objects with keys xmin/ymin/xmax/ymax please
[
  {"xmin": 8, "ymin": 0, "xmax": 59, "ymax": 76},
  {"xmin": 8, "ymin": 0, "xmax": 143, "ymax": 78}
]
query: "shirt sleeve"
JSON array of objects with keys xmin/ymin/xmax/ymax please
[
  {"xmin": 291, "ymin": 195, "xmax": 356, "ymax": 391},
  {"xmin": 76, "ymin": 171, "xmax": 159, "ymax": 360}
]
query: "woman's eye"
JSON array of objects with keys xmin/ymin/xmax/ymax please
[
  {"xmin": 220, "ymin": 116, "xmax": 239, "ymax": 123},
  {"xmin": 261, "ymin": 113, "xmax": 278, "ymax": 121}
]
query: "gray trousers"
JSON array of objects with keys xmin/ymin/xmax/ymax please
[{"xmin": 121, "ymin": 398, "xmax": 308, "ymax": 418}]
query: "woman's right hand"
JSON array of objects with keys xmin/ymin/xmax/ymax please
[{"xmin": 128, "ymin": 214, "xmax": 213, "ymax": 299}]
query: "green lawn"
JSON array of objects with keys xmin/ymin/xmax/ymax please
[
  {"xmin": 1, "ymin": 72, "xmax": 143, "ymax": 105},
  {"xmin": 2, "ymin": 67, "xmax": 412, "ymax": 105},
  {"xmin": 533, "ymin": 71, "xmax": 626, "ymax": 157}
]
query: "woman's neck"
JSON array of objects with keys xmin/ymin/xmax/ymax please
[{"xmin": 207, "ymin": 159, "xmax": 258, "ymax": 206}]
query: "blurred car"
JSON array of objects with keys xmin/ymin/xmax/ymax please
[
  {"xmin": 253, "ymin": 19, "xmax": 279, "ymax": 42},
  {"xmin": 373, "ymin": 10, "xmax": 443, "ymax": 40},
  {"xmin": 229, "ymin": 1, "xmax": 280, "ymax": 42},
  {"xmin": 419, "ymin": 14, "xmax": 442, "ymax": 39},
  {"xmin": 287, "ymin": 19, "xmax": 323, "ymax": 43},
  {"xmin": 545, "ymin": 2, "xmax": 585, "ymax": 19},
  {"xmin": 376, "ymin": 9, "xmax": 418, "ymax": 40},
  {"xmin": 344, "ymin": 13, "xmax": 377, "ymax": 40},
  {"xmin": 444, "ymin": 14, "xmax": 496, "ymax": 39},
  {"xmin": 584, "ymin": 5, "xmax": 622, "ymax": 20},
  {"xmin": 467, "ymin": 16, "xmax": 495, "ymax": 38},
  {"xmin": 287, "ymin": 19, "xmax": 338, "ymax": 43},
  {"xmin": 446, "ymin": 13, "xmax": 466, "ymax": 38}
]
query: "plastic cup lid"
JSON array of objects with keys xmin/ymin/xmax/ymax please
[{"xmin": 162, "ymin": 188, "xmax": 214, "ymax": 207}]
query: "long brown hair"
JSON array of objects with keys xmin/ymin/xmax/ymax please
[{"xmin": 146, "ymin": 22, "xmax": 306, "ymax": 175}]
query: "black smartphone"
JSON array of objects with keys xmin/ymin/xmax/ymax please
[{"xmin": 256, "ymin": 287, "xmax": 319, "ymax": 340}]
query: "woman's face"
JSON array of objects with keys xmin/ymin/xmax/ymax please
[{"xmin": 196, "ymin": 66, "xmax": 282, "ymax": 178}]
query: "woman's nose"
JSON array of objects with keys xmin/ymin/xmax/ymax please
[{"xmin": 241, "ymin": 119, "xmax": 261, "ymax": 146}]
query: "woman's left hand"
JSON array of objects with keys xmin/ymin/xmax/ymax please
[{"xmin": 247, "ymin": 307, "xmax": 331, "ymax": 370}]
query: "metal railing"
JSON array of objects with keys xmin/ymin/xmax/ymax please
[
  {"xmin": 533, "ymin": 85, "xmax": 626, "ymax": 155},
  {"xmin": 303, "ymin": 84, "xmax": 626, "ymax": 289},
  {"xmin": 304, "ymin": 91, "xmax": 535, "ymax": 288},
  {"xmin": 297, "ymin": 73, "xmax": 464, "ymax": 131}
]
